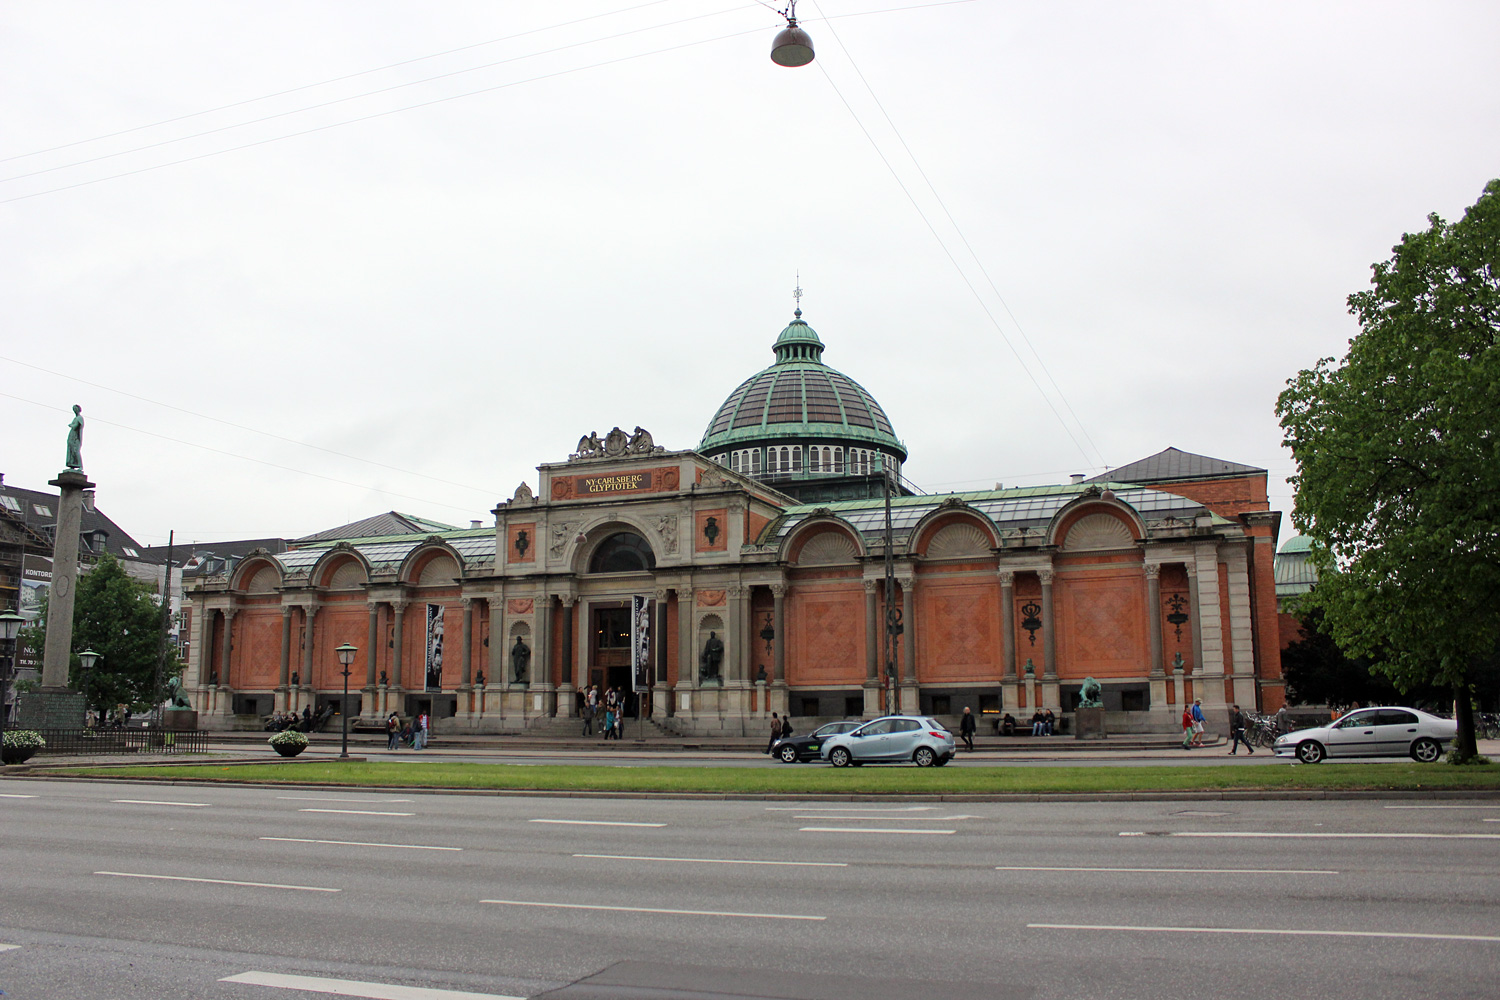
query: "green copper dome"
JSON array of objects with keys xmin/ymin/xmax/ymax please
[{"xmin": 699, "ymin": 310, "xmax": 906, "ymax": 457}]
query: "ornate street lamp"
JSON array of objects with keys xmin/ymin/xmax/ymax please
[
  {"xmin": 770, "ymin": 1, "xmax": 815, "ymax": 67},
  {"xmin": 78, "ymin": 648, "xmax": 101, "ymax": 725},
  {"xmin": 0, "ymin": 609, "xmax": 26, "ymax": 740},
  {"xmin": 335, "ymin": 643, "xmax": 357, "ymax": 759}
]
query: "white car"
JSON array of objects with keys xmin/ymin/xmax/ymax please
[
  {"xmin": 1273, "ymin": 706, "xmax": 1456, "ymax": 764},
  {"xmin": 819, "ymin": 715, "xmax": 957, "ymax": 767}
]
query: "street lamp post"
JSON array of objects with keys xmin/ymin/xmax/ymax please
[
  {"xmin": 0, "ymin": 609, "xmax": 26, "ymax": 740},
  {"xmin": 78, "ymin": 648, "xmax": 101, "ymax": 726},
  {"xmin": 335, "ymin": 643, "xmax": 357, "ymax": 759},
  {"xmin": 877, "ymin": 457, "xmax": 902, "ymax": 715}
]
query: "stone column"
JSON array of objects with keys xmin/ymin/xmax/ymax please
[
  {"xmin": 558, "ymin": 596, "xmax": 575, "ymax": 717},
  {"xmin": 40, "ymin": 470, "xmax": 93, "ymax": 691},
  {"xmin": 655, "ymin": 589, "xmax": 670, "ymax": 718},
  {"xmin": 1145, "ymin": 563, "xmax": 1166, "ymax": 714},
  {"xmin": 770, "ymin": 582, "xmax": 787, "ymax": 717},
  {"xmin": 863, "ymin": 579, "xmax": 880, "ymax": 717},
  {"xmin": 364, "ymin": 603, "xmax": 379, "ymax": 720},
  {"xmin": 300, "ymin": 605, "xmax": 317, "ymax": 708},
  {"xmin": 535, "ymin": 592, "xmax": 553, "ymax": 715},
  {"xmin": 677, "ymin": 588, "xmax": 695, "ymax": 715},
  {"xmin": 899, "ymin": 575, "xmax": 918, "ymax": 714},
  {"xmin": 1192, "ymin": 545, "xmax": 1227, "ymax": 715},
  {"xmin": 1039, "ymin": 569, "xmax": 1059, "ymax": 713},
  {"xmin": 221, "ymin": 608, "xmax": 237, "ymax": 708},
  {"xmin": 277, "ymin": 607, "xmax": 292, "ymax": 711},
  {"xmin": 390, "ymin": 600, "xmax": 407, "ymax": 693},
  {"xmin": 1223, "ymin": 546, "xmax": 1259, "ymax": 708},
  {"xmin": 999, "ymin": 570, "xmax": 1018, "ymax": 714}
]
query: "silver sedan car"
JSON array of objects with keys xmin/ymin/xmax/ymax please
[
  {"xmin": 819, "ymin": 715, "xmax": 956, "ymax": 767},
  {"xmin": 1273, "ymin": 706, "xmax": 1456, "ymax": 764}
]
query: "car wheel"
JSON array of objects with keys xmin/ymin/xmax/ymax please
[
  {"xmin": 913, "ymin": 746, "xmax": 936, "ymax": 767},
  {"xmin": 1295, "ymin": 740, "xmax": 1326, "ymax": 764},
  {"xmin": 1410, "ymin": 737, "xmax": 1442, "ymax": 763},
  {"xmin": 829, "ymin": 747, "xmax": 851, "ymax": 768},
  {"xmin": 778, "ymin": 744, "xmax": 800, "ymax": 764},
  {"xmin": 933, "ymin": 755, "xmax": 951, "ymax": 767}
]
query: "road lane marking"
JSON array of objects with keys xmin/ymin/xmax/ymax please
[
  {"xmin": 111, "ymin": 799, "xmax": 210, "ymax": 807},
  {"xmin": 220, "ymin": 971, "xmax": 520, "ymax": 999},
  {"xmin": 793, "ymin": 814, "xmax": 977, "ymax": 821},
  {"xmin": 0, "ymin": 943, "xmax": 19, "ymax": 951},
  {"xmin": 528, "ymin": 819, "xmax": 664, "ymax": 828},
  {"xmin": 298, "ymin": 808, "xmax": 415, "ymax": 816},
  {"xmin": 95, "ymin": 871, "xmax": 339, "ymax": 892},
  {"xmin": 480, "ymin": 899, "xmax": 824, "ymax": 920},
  {"xmin": 765, "ymin": 805, "xmax": 933, "ymax": 812},
  {"xmin": 261, "ymin": 837, "xmax": 460, "ymax": 851},
  {"xmin": 277, "ymin": 796, "xmax": 414, "ymax": 803},
  {"xmin": 0, "ymin": 793, "xmax": 37, "ymax": 798},
  {"xmin": 997, "ymin": 866, "xmax": 1338, "ymax": 875},
  {"xmin": 574, "ymin": 853, "xmax": 847, "ymax": 867},
  {"xmin": 1027, "ymin": 923, "xmax": 1500, "ymax": 943},
  {"xmin": 800, "ymin": 826, "xmax": 954, "ymax": 835},
  {"xmin": 1146, "ymin": 831, "xmax": 1500, "ymax": 840},
  {"xmin": 1384, "ymin": 805, "xmax": 1500, "ymax": 809}
]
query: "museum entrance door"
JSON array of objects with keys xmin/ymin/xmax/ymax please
[{"xmin": 589, "ymin": 604, "xmax": 639, "ymax": 719}]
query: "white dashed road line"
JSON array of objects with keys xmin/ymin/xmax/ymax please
[
  {"xmin": 1141, "ymin": 831, "xmax": 1500, "ymax": 840},
  {"xmin": 792, "ymin": 814, "xmax": 977, "ymax": 821},
  {"xmin": 261, "ymin": 837, "xmax": 460, "ymax": 851},
  {"xmin": 0, "ymin": 943, "xmax": 20, "ymax": 952},
  {"xmin": 111, "ymin": 799, "xmax": 210, "ymax": 807},
  {"xmin": 765, "ymin": 805, "xmax": 934, "ymax": 812},
  {"xmin": 0, "ymin": 793, "xmax": 37, "ymax": 798},
  {"xmin": 1028, "ymin": 923, "xmax": 1500, "ymax": 943},
  {"xmin": 574, "ymin": 853, "xmax": 847, "ymax": 867},
  {"xmin": 1383, "ymin": 804, "xmax": 1500, "ymax": 809},
  {"xmin": 480, "ymin": 899, "xmax": 824, "ymax": 921},
  {"xmin": 277, "ymin": 796, "xmax": 414, "ymax": 803},
  {"xmin": 528, "ymin": 819, "xmax": 664, "ymax": 828},
  {"xmin": 95, "ymin": 871, "xmax": 339, "ymax": 892},
  {"xmin": 220, "ymin": 971, "xmax": 521, "ymax": 999},
  {"xmin": 799, "ymin": 826, "xmax": 955, "ymax": 835},
  {"xmin": 997, "ymin": 866, "xmax": 1338, "ymax": 875},
  {"xmin": 298, "ymin": 808, "xmax": 415, "ymax": 816}
]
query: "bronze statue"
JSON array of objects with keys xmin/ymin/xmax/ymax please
[
  {"xmin": 1078, "ymin": 676, "xmax": 1103, "ymax": 708},
  {"xmin": 164, "ymin": 675, "xmax": 192, "ymax": 709},
  {"xmin": 700, "ymin": 631, "xmax": 724, "ymax": 681},
  {"xmin": 511, "ymin": 635, "xmax": 531, "ymax": 683},
  {"xmin": 65, "ymin": 404, "xmax": 84, "ymax": 471}
]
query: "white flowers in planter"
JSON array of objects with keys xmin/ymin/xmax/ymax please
[{"xmin": 268, "ymin": 729, "xmax": 310, "ymax": 749}]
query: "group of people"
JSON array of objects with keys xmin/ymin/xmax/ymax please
[
  {"xmin": 763, "ymin": 712, "xmax": 797, "ymax": 753},
  {"xmin": 1029, "ymin": 708, "xmax": 1057, "ymax": 736},
  {"xmin": 385, "ymin": 711, "xmax": 430, "ymax": 750},
  {"xmin": 262, "ymin": 704, "xmax": 332, "ymax": 733},
  {"xmin": 580, "ymin": 685, "xmax": 626, "ymax": 739}
]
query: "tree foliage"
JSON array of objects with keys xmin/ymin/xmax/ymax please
[{"xmin": 1277, "ymin": 179, "xmax": 1500, "ymax": 756}]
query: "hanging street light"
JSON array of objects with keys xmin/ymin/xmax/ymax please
[
  {"xmin": 335, "ymin": 643, "xmax": 358, "ymax": 759},
  {"xmin": 78, "ymin": 648, "xmax": 102, "ymax": 726},
  {"xmin": 770, "ymin": 1, "xmax": 815, "ymax": 67}
]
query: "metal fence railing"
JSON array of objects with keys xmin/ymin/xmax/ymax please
[{"xmin": 31, "ymin": 728, "xmax": 209, "ymax": 755}]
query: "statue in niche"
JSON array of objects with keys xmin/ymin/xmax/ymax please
[
  {"xmin": 511, "ymin": 635, "xmax": 531, "ymax": 684},
  {"xmin": 1172, "ymin": 652, "xmax": 1185, "ymax": 673},
  {"xmin": 475, "ymin": 670, "xmax": 486, "ymax": 687},
  {"xmin": 379, "ymin": 670, "xmax": 388, "ymax": 686},
  {"xmin": 65, "ymin": 404, "xmax": 85, "ymax": 471},
  {"xmin": 290, "ymin": 671, "xmax": 300, "ymax": 686},
  {"xmin": 699, "ymin": 631, "xmax": 724, "ymax": 684}
]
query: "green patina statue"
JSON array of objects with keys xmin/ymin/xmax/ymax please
[
  {"xmin": 65, "ymin": 404, "xmax": 84, "ymax": 471},
  {"xmin": 1078, "ymin": 676, "xmax": 1103, "ymax": 709},
  {"xmin": 165, "ymin": 675, "xmax": 193, "ymax": 710}
]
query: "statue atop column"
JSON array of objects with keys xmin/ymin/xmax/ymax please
[{"xmin": 65, "ymin": 404, "xmax": 84, "ymax": 471}]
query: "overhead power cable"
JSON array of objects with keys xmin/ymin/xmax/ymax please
[{"xmin": 0, "ymin": 354, "xmax": 499, "ymax": 496}]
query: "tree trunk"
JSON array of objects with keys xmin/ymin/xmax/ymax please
[{"xmin": 1453, "ymin": 681, "xmax": 1478, "ymax": 762}]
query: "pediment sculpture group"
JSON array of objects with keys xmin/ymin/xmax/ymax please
[{"xmin": 571, "ymin": 426, "xmax": 664, "ymax": 461}]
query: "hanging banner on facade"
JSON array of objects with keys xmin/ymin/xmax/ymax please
[
  {"xmin": 425, "ymin": 603, "xmax": 445, "ymax": 693},
  {"xmin": 630, "ymin": 594, "xmax": 651, "ymax": 692}
]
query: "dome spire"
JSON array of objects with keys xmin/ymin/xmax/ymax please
[{"xmin": 793, "ymin": 272, "xmax": 803, "ymax": 319}]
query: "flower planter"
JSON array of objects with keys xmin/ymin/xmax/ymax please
[
  {"xmin": 273, "ymin": 743, "xmax": 306, "ymax": 758},
  {"xmin": 2, "ymin": 746, "xmax": 37, "ymax": 765}
]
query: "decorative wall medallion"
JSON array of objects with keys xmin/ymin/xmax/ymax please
[
  {"xmin": 507, "ymin": 599, "xmax": 534, "ymax": 615},
  {"xmin": 703, "ymin": 516, "xmax": 720, "ymax": 546},
  {"xmin": 1020, "ymin": 599, "xmax": 1042, "ymax": 646},
  {"xmin": 514, "ymin": 529, "xmax": 529, "ymax": 558},
  {"xmin": 697, "ymin": 589, "xmax": 726, "ymax": 607}
]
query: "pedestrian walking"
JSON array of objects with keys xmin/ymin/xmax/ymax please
[
  {"xmin": 581, "ymin": 698, "xmax": 594, "ymax": 736},
  {"xmin": 959, "ymin": 706, "xmax": 976, "ymax": 752},
  {"xmin": 1181, "ymin": 705, "xmax": 1195, "ymax": 749},
  {"xmin": 780, "ymin": 715, "xmax": 794, "ymax": 740},
  {"xmin": 1228, "ymin": 704, "xmax": 1255, "ymax": 755},
  {"xmin": 1190, "ymin": 698, "xmax": 1206, "ymax": 746},
  {"xmin": 386, "ymin": 712, "xmax": 400, "ymax": 751},
  {"xmin": 414, "ymin": 711, "xmax": 429, "ymax": 750},
  {"xmin": 766, "ymin": 712, "xmax": 783, "ymax": 754}
]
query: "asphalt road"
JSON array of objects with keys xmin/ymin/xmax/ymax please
[{"xmin": 2, "ymin": 777, "xmax": 1498, "ymax": 1000}]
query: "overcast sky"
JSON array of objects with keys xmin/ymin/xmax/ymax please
[{"xmin": 3, "ymin": 1, "xmax": 1497, "ymax": 549}]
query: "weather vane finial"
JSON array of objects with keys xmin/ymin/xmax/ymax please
[{"xmin": 793, "ymin": 272, "xmax": 803, "ymax": 317}]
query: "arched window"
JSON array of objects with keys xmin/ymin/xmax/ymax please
[
  {"xmin": 767, "ymin": 450, "xmax": 778, "ymax": 474},
  {"xmin": 834, "ymin": 447, "xmax": 845, "ymax": 473},
  {"xmin": 589, "ymin": 532, "xmax": 657, "ymax": 573},
  {"xmin": 792, "ymin": 446, "xmax": 802, "ymax": 472},
  {"xmin": 752, "ymin": 449, "xmax": 761, "ymax": 473}
]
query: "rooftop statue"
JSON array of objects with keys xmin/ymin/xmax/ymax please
[{"xmin": 65, "ymin": 404, "xmax": 84, "ymax": 471}]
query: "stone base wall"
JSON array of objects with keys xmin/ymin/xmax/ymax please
[{"xmin": 15, "ymin": 690, "xmax": 86, "ymax": 730}]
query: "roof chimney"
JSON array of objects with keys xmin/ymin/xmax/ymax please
[
  {"xmin": 470, "ymin": 520, "xmax": 482, "ymax": 529},
  {"xmin": 1070, "ymin": 474, "xmax": 1085, "ymax": 484}
]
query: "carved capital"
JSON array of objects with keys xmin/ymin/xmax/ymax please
[
  {"xmin": 559, "ymin": 595, "xmax": 578, "ymax": 609},
  {"xmin": 998, "ymin": 569, "xmax": 1015, "ymax": 587},
  {"xmin": 390, "ymin": 599, "xmax": 408, "ymax": 612},
  {"xmin": 769, "ymin": 582, "xmax": 787, "ymax": 598},
  {"xmin": 862, "ymin": 579, "xmax": 879, "ymax": 593},
  {"xmin": 1185, "ymin": 562, "xmax": 1197, "ymax": 578},
  {"xmin": 461, "ymin": 596, "xmax": 473, "ymax": 609},
  {"xmin": 654, "ymin": 589, "xmax": 671, "ymax": 603},
  {"xmin": 1038, "ymin": 569, "xmax": 1055, "ymax": 586},
  {"xmin": 224, "ymin": 607, "xmax": 239, "ymax": 621},
  {"xmin": 726, "ymin": 585, "xmax": 746, "ymax": 599},
  {"xmin": 1144, "ymin": 563, "xmax": 1161, "ymax": 580}
]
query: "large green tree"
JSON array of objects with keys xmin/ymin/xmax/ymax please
[
  {"xmin": 29, "ymin": 553, "xmax": 175, "ymax": 715},
  {"xmin": 1277, "ymin": 179, "xmax": 1500, "ymax": 759}
]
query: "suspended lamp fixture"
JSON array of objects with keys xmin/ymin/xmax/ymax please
[{"xmin": 770, "ymin": 1, "xmax": 815, "ymax": 67}]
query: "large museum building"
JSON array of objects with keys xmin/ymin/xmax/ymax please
[{"xmin": 184, "ymin": 310, "xmax": 1285, "ymax": 734}]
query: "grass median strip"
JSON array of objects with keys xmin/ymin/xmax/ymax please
[{"xmin": 43, "ymin": 760, "xmax": 1500, "ymax": 795}]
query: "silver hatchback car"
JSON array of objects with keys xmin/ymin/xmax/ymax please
[{"xmin": 819, "ymin": 715, "xmax": 956, "ymax": 767}]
